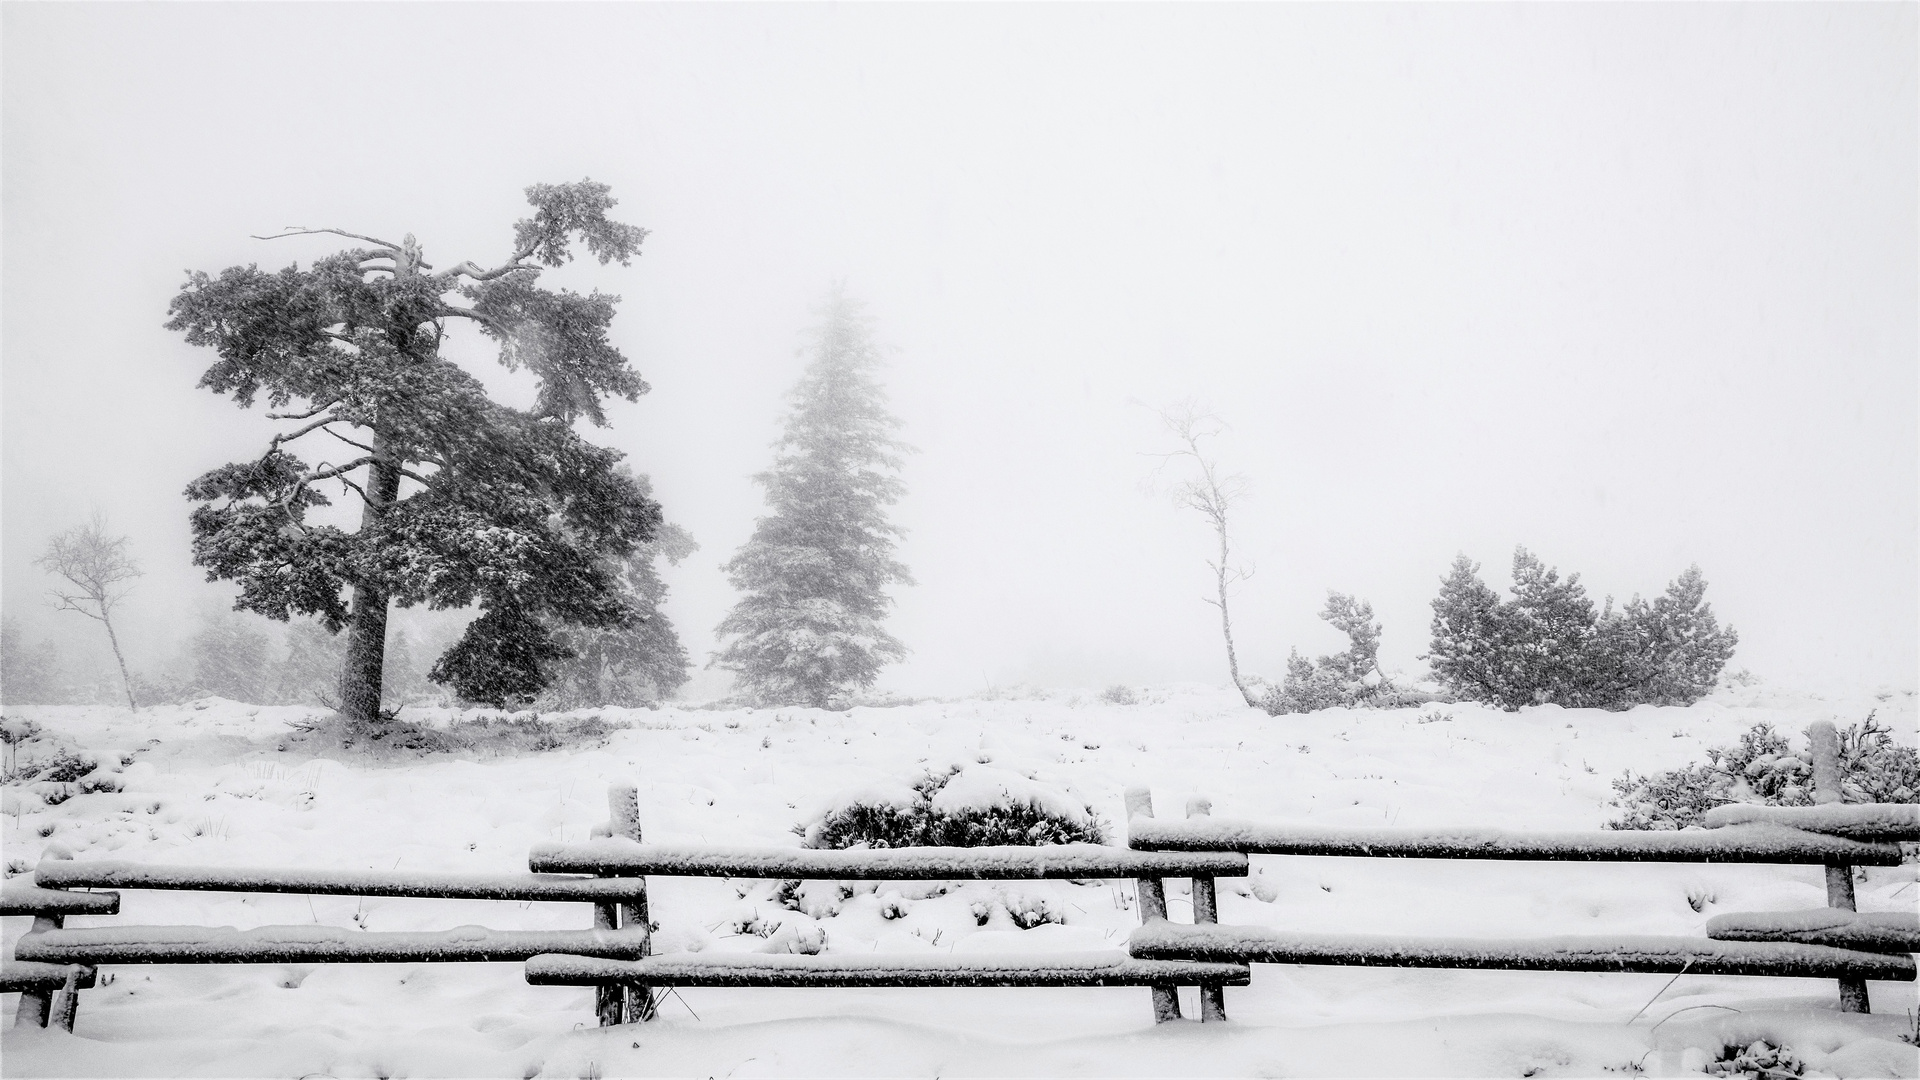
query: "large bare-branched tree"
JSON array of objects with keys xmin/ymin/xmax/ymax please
[
  {"xmin": 1152, "ymin": 401, "xmax": 1261, "ymax": 708},
  {"xmin": 165, "ymin": 181, "xmax": 661, "ymax": 724},
  {"xmin": 36, "ymin": 514, "xmax": 142, "ymax": 709}
]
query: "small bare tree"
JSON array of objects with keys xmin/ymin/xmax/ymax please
[
  {"xmin": 1150, "ymin": 401, "xmax": 1261, "ymax": 708},
  {"xmin": 35, "ymin": 514, "xmax": 142, "ymax": 709}
]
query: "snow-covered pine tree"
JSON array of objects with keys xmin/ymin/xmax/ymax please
[
  {"xmin": 1426, "ymin": 555, "xmax": 1509, "ymax": 705},
  {"xmin": 166, "ymin": 181, "xmax": 660, "ymax": 720},
  {"xmin": 540, "ymin": 478, "xmax": 698, "ymax": 708},
  {"xmin": 713, "ymin": 292, "xmax": 912, "ymax": 708}
]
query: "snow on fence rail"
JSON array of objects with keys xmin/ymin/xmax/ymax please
[
  {"xmin": 1697, "ymin": 802, "xmax": 1920, "ymax": 843},
  {"xmin": 1124, "ymin": 818, "xmax": 1904, "ymax": 864},
  {"xmin": 34, "ymin": 861, "xmax": 653, "ymax": 902},
  {"xmin": 528, "ymin": 840, "xmax": 1248, "ymax": 880},
  {"xmin": 1706, "ymin": 909, "xmax": 1920, "ymax": 954},
  {"xmin": 1126, "ymin": 922, "xmax": 1918, "ymax": 981},
  {"xmin": 1, "ymin": 881, "xmax": 119, "ymax": 917},
  {"xmin": 16, "ymin": 925, "xmax": 653, "ymax": 966},
  {"xmin": 525, "ymin": 951, "xmax": 1254, "ymax": 988},
  {"xmin": 0, "ymin": 961, "xmax": 95, "ymax": 995}
]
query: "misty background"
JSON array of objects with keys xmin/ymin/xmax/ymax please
[{"xmin": 3, "ymin": 4, "xmax": 1913, "ymax": 703}]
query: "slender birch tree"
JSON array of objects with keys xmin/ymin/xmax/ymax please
[
  {"xmin": 35, "ymin": 515, "xmax": 142, "ymax": 709},
  {"xmin": 1154, "ymin": 402, "xmax": 1261, "ymax": 708}
]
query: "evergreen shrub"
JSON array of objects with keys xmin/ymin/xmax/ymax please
[
  {"xmin": 1607, "ymin": 713, "xmax": 1918, "ymax": 830},
  {"xmin": 1428, "ymin": 548, "xmax": 1738, "ymax": 711},
  {"xmin": 801, "ymin": 767, "xmax": 1108, "ymax": 849},
  {"xmin": 1264, "ymin": 593, "xmax": 1426, "ymax": 714}
]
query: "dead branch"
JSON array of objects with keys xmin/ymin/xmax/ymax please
[{"xmin": 253, "ymin": 226, "xmax": 403, "ymax": 251}]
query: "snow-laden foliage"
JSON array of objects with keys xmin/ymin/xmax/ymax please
[
  {"xmin": 1607, "ymin": 714, "xmax": 1919, "ymax": 830},
  {"xmin": 800, "ymin": 766, "xmax": 1108, "ymax": 849},
  {"xmin": 1264, "ymin": 593, "xmax": 1427, "ymax": 714},
  {"xmin": 166, "ymin": 181, "xmax": 660, "ymax": 718},
  {"xmin": 537, "ymin": 477, "xmax": 696, "ymax": 708},
  {"xmin": 1428, "ymin": 549, "xmax": 1738, "ymax": 710},
  {"xmin": 713, "ymin": 292, "xmax": 912, "ymax": 708},
  {"xmin": 0, "ymin": 618, "xmax": 62, "ymax": 706},
  {"xmin": 1706, "ymin": 1040, "xmax": 1806, "ymax": 1079}
]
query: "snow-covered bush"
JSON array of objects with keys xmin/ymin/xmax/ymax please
[
  {"xmin": 801, "ymin": 765, "xmax": 1108, "ymax": 849},
  {"xmin": 3, "ymin": 745, "xmax": 96, "ymax": 786},
  {"xmin": 1706, "ymin": 1039, "xmax": 1805, "ymax": 1078},
  {"xmin": 1428, "ymin": 549, "xmax": 1738, "ymax": 711},
  {"xmin": 1097, "ymin": 684, "xmax": 1138, "ymax": 705},
  {"xmin": 1607, "ymin": 715, "xmax": 1917, "ymax": 830},
  {"xmin": 1264, "ymin": 593, "xmax": 1428, "ymax": 714}
]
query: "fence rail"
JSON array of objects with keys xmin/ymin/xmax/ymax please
[
  {"xmin": 1127, "ymin": 922, "xmax": 1919, "ymax": 980},
  {"xmin": 1125, "ymin": 819, "xmax": 1904, "ymax": 865},
  {"xmin": 529, "ymin": 840, "xmax": 1249, "ymax": 880},
  {"xmin": 16, "ymin": 925, "xmax": 654, "ymax": 966},
  {"xmin": 35, "ymin": 861, "xmax": 650, "ymax": 902},
  {"xmin": 526, "ymin": 951, "xmax": 1254, "ymax": 988}
]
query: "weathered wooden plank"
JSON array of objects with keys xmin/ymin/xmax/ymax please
[
  {"xmin": 34, "ymin": 861, "xmax": 647, "ymax": 902},
  {"xmin": 529, "ymin": 841, "xmax": 1249, "ymax": 880},
  {"xmin": 1699, "ymin": 803, "xmax": 1920, "ymax": 843},
  {"xmin": 1128, "ymin": 922, "xmax": 1917, "ymax": 980},
  {"xmin": 1708, "ymin": 909, "xmax": 1920, "ymax": 955},
  {"xmin": 525, "ymin": 951, "xmax": 1254, "ymax": 988},
  {"xmin": 0, "ymin": 961, "xmax": 96, "ymax": 993},
  {"xmin": 0, "ymin": 882, "xmax": 120, "ymax": 916},
  {"xmin": 1127, "ymin": 818, "xmax": 1903, "ymax": 865},
  {"xmin": 15, "ymin": 925, "xmax": 653, "ymax": 965}
]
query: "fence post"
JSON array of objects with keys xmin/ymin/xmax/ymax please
[
  {"xmin": 608, "ymin": 783, "xmax": 655, "ymax": 1022},
  {"xmin": 17, "ymin": 846, "xmax": 80, "ymax": 1032},
  {"xmin": 1124, "ymin": 786, "xmax": 1182, "ymax": 1023},
  {"xmin": 1808, "ymin": 721, "xmax": 1869, "ymax": 1013},
  {"xmin": 1185, "ymin": 796, "xmax": 1227, "ymax": 1022}
]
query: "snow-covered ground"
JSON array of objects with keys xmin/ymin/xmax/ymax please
[{"xmin": 3, "ymin": 682, "xmax": 1916, "ymax": 1078}]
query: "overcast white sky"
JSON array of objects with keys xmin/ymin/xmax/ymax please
[{"xmin": 3, "ymin": 4, "xmax": 1914, "ymax": 700}]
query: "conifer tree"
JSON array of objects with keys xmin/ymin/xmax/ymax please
[
  {"xmin": 166, "ymin": 181, "xmax": 660, "ymax": 720},
  {"xmin": 541, "ymin": 476, "xmax": 697, "ymax": 708},
  {"xmin": 1426, "ymin": 555, "xmax": 1509, "ymax": 705},
  {"xmin": 1427, "ymin": 549, "xmax": 1737, "ymax": 710},
  {"xmin": 713, "ymin": 292, "xmax": 912, "ymax": 708}
]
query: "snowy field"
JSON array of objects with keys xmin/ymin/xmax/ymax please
[{"xmin": 3, "ymin": 683, "xmax": 1917, "ymax": 1078}]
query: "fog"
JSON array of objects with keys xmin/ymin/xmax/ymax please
[{"xmin": 4, "ymin": 4, "xmax": 1914, "ymax": 701}]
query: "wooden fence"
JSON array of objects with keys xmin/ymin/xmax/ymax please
[{"xmin": 8, "ymin": 729, "xmax": 1916, "ymax": 1035}]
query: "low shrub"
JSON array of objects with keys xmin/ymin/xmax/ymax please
[
  {"xmin": 1097, "ymin": 684, "xmax": 1139, "ymax": 706},
  {"xmin": 2, "ymin": 746, "xmax": 96, "ymax": 786},
  {"xmin": 1264, "ymin": 593, "xmax": 1419, "ymax": 714},
  {"xmin": 280, "ymin": 710, "xmax": 626, "ymax": 759},
  {"xmin": 800, "ymin": 765, "xmax": 1108, "ymax": 849},
  {"xmin": 1607, "ymin": 713, "xmax": 1917, "ymax": 830},
  {"xmin": 1707, "ymin": 1039, "xmax": 1805, "ymax": 1079}
]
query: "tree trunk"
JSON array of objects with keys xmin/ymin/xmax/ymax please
[
  {"xmin": 338, "ymin": 452, "xmax": 401, "ymax": 726},
  {"xmin": 1213, "ymin": 520, "xmax": 1259, "ymax": 709},
  {"xmin": 101, "ymin": 614, "xmax": 136, "ymax": 711}
]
